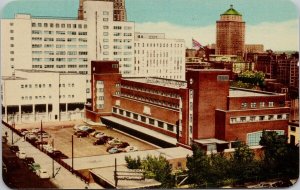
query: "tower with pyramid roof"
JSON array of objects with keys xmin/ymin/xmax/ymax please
[{"xmin": 216, "ymin": 5, "xmax": 245, "ymax": 56}]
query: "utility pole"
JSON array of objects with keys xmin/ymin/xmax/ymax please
[
  {"xmin": 52, "ymin": 139, "xmax": 55, "ymax": 178},
  {"xmin": 71, "ymin": 135, "xmax": 74, "ymax": 173},
  {"xmin": 114, "ymin": 158, "xmax": 118, "ymax": 188}
]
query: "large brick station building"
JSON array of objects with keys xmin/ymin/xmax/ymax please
[{"xmin": 86, "ymin": 61, "xmax": 290, "ymax": 150}]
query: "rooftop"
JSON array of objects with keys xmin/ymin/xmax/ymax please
[
  {"xmin": 15, "ymin": 69, "xmax": 85, "ymax": 75},
  {"xmin": 2, "ymin": 76, "xmax": 26, "ymax": 80},
  {"xmin": 221, "ymin": 5, "xmax": 242, "ymax": 16},
  {"xmin": 124, "ymin": 77, "xmax": 187, "ymax": 89},
  {"xmin": 229, "ymin": 87, "xmax": 280, "ymax": 97}
]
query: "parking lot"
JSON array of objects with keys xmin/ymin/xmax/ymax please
[{"xmin": 15, "ymin": 120, "xmax": 157, "ymax": 158}]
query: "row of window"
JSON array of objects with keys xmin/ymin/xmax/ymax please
[
  {"xmin": 32, "ymin": 57, "xmax": 88, "ymax": 62},
  {"xmin": 21, "ymin": 84, "xmax": 51, "ymax": 88},
  {"xmin": 121, "ymin": 93, "xmax": 179, "ymax": 109},
  {"xmin": 230, "ymin": 114, "xmax": 289, "ymax": 124},
  {"xmin": 240, "ymin": 101, "xmax": 279, "ymax": 109},
  {"xmin": 59, "ymin": 95, "xmax": 75, "ymax": 99},
  {"xmin": 112, "ymin": 26, "xmax": 132, "ymax": 30},
  {"xmin": 21, "ymin": 95, "xmax": 51, "ymax": 100},
  {"xmin": 112, "ymin": 107, "xmax": 175, "ymax": 132},
  {"xmin": 135, "ymin": 42, "xmax": 183, "ymax": 48},
  {"xmin": 32, "ymin": 23, "xmax": 87, "ymax": 29},
  {"xmin": 121, "ymin": 84, "xmax": 180, "ymax": 99}
]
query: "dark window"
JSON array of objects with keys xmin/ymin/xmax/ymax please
[
  {"xmin": 141, "ymin": 116, "xmax": 146, "ymax": 122},
  {"xmin": 291, "ymin": 127, "xmax": 296, "ymax": 132},
  {"xmin": 113, "ymin": 107, "xmax": 117, "ymax": 113},
  {"xmin": 149, "ymin": 118, "xmax": 154, "ymax": 125},
  {"xmin": 119, "ymin": 109, "xmax": 124, "ymax": 115},
  {"xmin": 158, "ymin": 121, "xmax": 164, "ymax": 128},
  {"xmin": 126, "ymin": 111, "xmax": 131, "ymax": 117},
  {"xmin": 133, "ymin": 113, "xmax": 138, "ymax": 120},
  {"xmin": 167, "ymin": 124, "xmax": 174, "ymax": 131}
]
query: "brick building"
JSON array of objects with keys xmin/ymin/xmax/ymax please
[
  {"xmin": 86, "ymin": 61, "xmax": 290, "ymax": 150},
  {"xmin": 216, "ymin": 5, "xmax": 245, "ymax": 56}
]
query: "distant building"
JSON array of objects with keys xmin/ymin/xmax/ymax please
[
  {"xmin": 245, "ymin": 44, "xmax": 264, "ymax": 53},
  {"xmin": 78, "ymin": 0, "xmax": 127, "ymax": 21},
  {"xmin": 1, "ymin": 70, "xmax": 86, "ymax": 124},
  {"xmin": 86, "ymin": 61, "xmax": 290, "ymax": 150},
  {"xmin": 134, "ymin": 33, "xmax": 185, "ymax": 80},
  {"xmin": 216, "ymin": 5, "xmax": 245, "ymax": 56},
  {"xmin": 288, "ymin": 121, "xmax": 299, "ymax": 145}
]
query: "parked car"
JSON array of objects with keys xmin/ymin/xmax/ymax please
[
  {"xmin": 20, "ymin": 129, "xmax": 29, "ymax": 136},
  {"xmin": 100, "ymin": 136, "xmax": 114, "ymax": 143},
  {"xmin": 36, "ymin": 132, "xmax": 50, "ymax": 139},
  {"xmin": 75, "ymin": 131, "xmax": 89, "ymax": 138},
  {"xmin": 107, "ymin": 138, "xmax": 122, "ymax": 145},
  {"xmin": 124, "ymin": 146, "xmax": 138, "ymax": 152},
  {"xmin": 25, "ymin": 133, "xmax": 38, "ymax": 140},
  {"xmin": 16, "ymin": 151, "xmax": 26, "ymax": 159},
  {"xmin": 90, "ymin": 131, "xmax": 104, "ymax": 137},
  {"xmin": 35, "ymin": 140, "xmax": 48, "ymax": 146},
  {"xmin": 50, "ymin": 150, "xmax": 68, "ymax": 159},
  {"xmin": 41, "ymin": 144, "xmax": 54, "ymax": 153},
  {"xmin": 78, "ymin": 125, "xmax": 91, "ymax": 131},
  {"xmin": 23, "ymin": 157, "xmax": 35, "ymax": 166},
  {"xmin": 108, "ymin": 147, "xmax": 122, "ymax": 154},
  {"xmin": 73, "ymin": 124, "xmax": 86, "ymax": 131},
  {"xmin": 29, "ymin": 163, "xmax": 40, "ymax": 173},
  {"xmin": 9, "ymin": 145, "xmax": 19, "ymax": 153},
  {"xmin": 37, "ymin": 169, "xmax": 50, "ymax": 179},
  {"xmin": 30, "ymin": 128, "xmax": 40, "ymax": 133},
  {"xmin": 116, "ymin": 142, "xmax": 130, "ymax": 148},
  {"xmin": 95, "ymin": 133, "xmax": 106, "ymax": 139},
  {"xmin": 85, "ymin": 128, "xmax": 96, "ymax": 133},
  {"xmin": 93, "ymin": 139, "xmax": 106, "ymax": 145}
]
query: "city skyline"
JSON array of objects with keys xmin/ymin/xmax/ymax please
[{"xmin": 0, "ymin": 0, "xmax": 299, "ymax": 51}]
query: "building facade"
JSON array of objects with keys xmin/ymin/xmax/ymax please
[
  {"xmin": 134, "ymin": 33, "xmax": 185, "ymax": 80},
  {"xmin": 86, "ymin": 61, "xmax": 290, "ymax": 149},
  {"xmin": 1, "ymin": 70, "xmax": 86, "ymax": 124},
  {"xmin": 78, "ymin": 0, "xmax": 127, "ymax": 21},
  {"xmin": 216, "ymin": 5, "xmax": 245, "ymax": 56}
]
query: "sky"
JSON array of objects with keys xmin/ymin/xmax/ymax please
[{"xmin": 0, "ymin": 0, "xmax": 299, "ymax": 51}]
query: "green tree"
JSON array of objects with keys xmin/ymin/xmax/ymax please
[
  {"xmin": 125, "ymin": 155, "xmax": 142, "ymax": 169},
  {"xmin": 259, "ymin": 130, "xmax": 299, "ymax": 179},
  {"xmin": 237, "ymin": 70, "xmax": 265, "ymax": 88},
  {"xmin": 229, "ymin": 141, "xmax": 260, "ymax": 184},
  {"xmin": 186, "ymin": 144, "xmax": 211, "ymax": 187}
]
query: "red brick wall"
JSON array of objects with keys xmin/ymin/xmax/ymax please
[
  {"xmin": 187, "ymin": 70, "xmax": 230, "ymax": 139},
  {"xmin": 217, "ymin": 107, "xmax": 289, "ymax": 142}
]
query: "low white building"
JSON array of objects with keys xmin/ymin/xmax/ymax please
[
  {"xmin": 1, "ymin": 69, "xmax": 86, "ymax": 124},
  {"xmin": 134, "ymin": 33, "xmax": 185, "ymax": 80}
]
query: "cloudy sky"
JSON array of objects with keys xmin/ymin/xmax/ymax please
[{"xmin": 1, "ymin": 0, "xmax": 299, "ymax": 51}]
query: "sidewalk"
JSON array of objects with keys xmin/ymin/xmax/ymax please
[{"xmin": 2, "ymin": 125, "xmax": 103, "ymax": 189}]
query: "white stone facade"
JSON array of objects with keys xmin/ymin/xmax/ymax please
[{"xmin": 1, "ymin": 70, "xmax": 86, "ymax": 124}]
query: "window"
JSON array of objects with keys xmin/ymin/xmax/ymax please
[
  {"xmin": 149, "ymin": 118, "xmax": 155, "ymax": 125},
  {"xmin": 158, "ymin": 121, "xmax": 164, "ymax": 128},
  {"xmin": 268, "ymin": 102, "xmax": 274, "ymax": 107},
  {"xmin": 277, "ymin": 114, "xmax": 282, "ymax": 119},
  {"xmin": 241, "ymin": 103, "xmax": 247, "ymax": 109},
  {"xmin": 133, "ymin": 113, "xmax": 138, "ymax": 120},
  {"xmin": 250, "ymin": 103, "xmax": 256, "ymax": 108},
  {"xmin": 119, "ymin": 109, "xmax": 124, "ymax": 115},
  {"xmin": 141, "ymin": 116, "xmax": 146, "ymax": 122},
  {"xmin": 230, "ymin": 117, "xmax": 236, "ymax": 123},
  {"xmin": 291, "ymin": 127, "xmax": 296, "ymax": 132},
  {"xmin": 240, "ymin": 117, "xmax": 246, "ymax": 122},
  {"xmin": 125, "ymin": 111, "xmax": 131, "ymax": 117},
  {"xmin": 103, "ymin": 18, "xmax": 108, "ymax": 21},
  {"xmin": 250, "ymin": 116, "xmax": 256, "ymax": 122},
  {"xmin": 103, "ymin": 26, "xmax": 109, "ymax": 29},
  {"xmin": 259, "ymin": 116, "xmax": 265, "ymax": 121},
  {"xmin": 260, "ymin": 102, "xmax": 265, "ymax": 108},
  {"xmin": 167, "ymin": 124, "xmax": 174, "ymax": 131},
  {"xmin": 103, "ymin": 11, "xmax": 109, "ymax": 15},
  {"xmin": 268, "ymin": 115, "xmax": 274, "ymax": 120},
  {"xmin": 113, "ymin": 107, "xmax": 117, "ymax": 113}
]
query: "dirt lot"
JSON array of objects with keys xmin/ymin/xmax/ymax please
[{"xmin": 15, "ymin": 120, "xmax": 156, "ymax": 158}]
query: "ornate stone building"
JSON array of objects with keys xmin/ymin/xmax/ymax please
[
  {"xmin": 216, "ymin": 5, "xmax": 245, "ymax": 56},
  {"xmin": 78, "ymin": 0, "xmax": 127, "ymax": 21}
]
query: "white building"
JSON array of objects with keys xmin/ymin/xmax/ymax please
[
  {"xmin": 134, "ymin": 33, "xmax": 185, "ymax": 80},
  {"xmin": 1, "ymin": 70, "xmax": 86, "ymax": 124}
]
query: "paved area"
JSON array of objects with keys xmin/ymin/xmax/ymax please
[
  {"xmin": 2, "ymin": 125, "xmax": 103, "ymax": 189},
  {"xmin": 15, "ymin": 120, "xmax": 156, "ymax": 158}
]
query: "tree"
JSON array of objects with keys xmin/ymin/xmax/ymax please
[
  {"xmin": 229, "ymin": 141, "xmax": 260, "ymax": 184},
  {"xmin": 259, "ymin": 130, "xmax": 299, "ymax": 179},
  {"xmin": 125, "ymin": 155, "xmax": 141, "ymax": 169},
  {"xmin": 237, "ymin": 70, "xmax": 265, "ymax": 88},
  {"xmin": 186, "ymin": 144, "xmax": 211, "ymax": 187}
]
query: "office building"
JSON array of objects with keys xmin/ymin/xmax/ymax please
[
  {"xmin": 216, "ymin": 5, "xmax": 245, "ymax": 56},
  {"xmin": 86, "ymin": 61, "xmax": 290, "ymax": 149}
]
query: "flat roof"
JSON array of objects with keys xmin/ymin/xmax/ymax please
[
  {"xmin": 229, "ymin": 87, "xmax": 280, "ymax": 97},
  {"xmin": 193, "ymin": 138, "xmax": 228, "ymax": 145},
  {"xmin": 15, "ymin": 69, "xmax": 85, "ymax": 75},
  {"xmin": 90, "ymin": 165, "xmax": 161, "ymax": 189},
  {"xmin": 2, "ymin": 76, "xmax": 26, "ymax": 80},
  {"xmin": 123, "ymin": 77, "xmax": 187, "ymax": 89},
  {"xmin": 102, "ymin": 116, "xmax": 177, "ymax": 145},
  {"xmin": 62, "ymin": 147, "xmax": 192, "ymax": 170}
]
